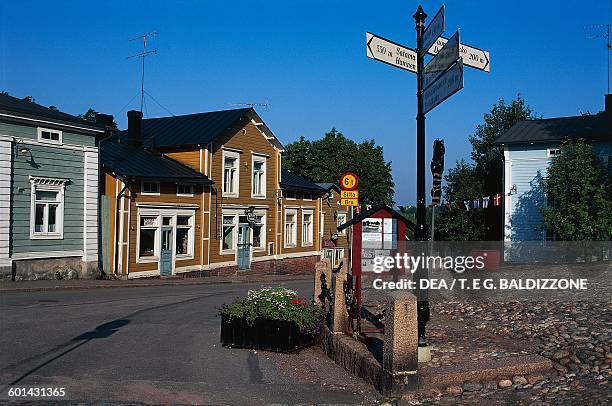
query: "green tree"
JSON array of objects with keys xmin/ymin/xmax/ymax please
[
  {"xmin": 437, "ymin": 95, "xmax": 537, "ymax": 240},
  {"xmin": 436, "ymin": 160, "xmax": 486, "ymax": 240},
  {"xmin": 78, "ymin": 108, "xmax": 98, "ymax": 122},
  {"xmin": 543, "ymin": 139, "xmax": 611, "ymax": 241},
  {"xmin": 0, "ymin": 91, "xmax": 8, "ymax": 96},
  {"xmin": 23, "ymin": 96, "xmax": 35, "ymax": 103},
  {"xmin": 284, "ymin": 128, "xmax": 394, "ymax": 206}
]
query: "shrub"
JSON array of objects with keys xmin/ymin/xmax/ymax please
[{"xmin": 218, "ymin": 287, "xmax": 325, "ymax": 335}]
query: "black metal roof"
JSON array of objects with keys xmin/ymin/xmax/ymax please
[
  {"xmin": 495, "ymin": 112, "xmax": 611, "ymax": 145},
  {"xmin": 316, "ymin": 182, "xmax": 341, "ymax": 192},
  {"xmin": 139, "ymin": 107, "xmax": 284, "ymax": 150},
  {"xmin": 280, "ymin": 170, "xmax": 325, "ymax": 192},
  {"xmin": 337, "ymin": 204, "xmax": 415, "ymax": 232},
  {"xmin": 101, "ymin": 141, "xmax": 212, "ymax": 184},
  {"xmin": 0, "ymin": 93, "xmax": 105, "ymax": 132}
]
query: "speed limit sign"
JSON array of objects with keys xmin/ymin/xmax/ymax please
[{"xmin": 340, "ymin": 172, "xmax": 359, "ymax": 191}]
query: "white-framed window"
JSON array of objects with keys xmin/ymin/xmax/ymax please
[
  {"xmin": 285, "ymin": 190, "xmax": 296, "ymax": 200},
  {"xmin": 141, "ymin": 181, "xmax": 160, "ymax": 195},
  {"xmin": 175, "ymin": 215, "xmax": 194, "ymax": 258},
  {"xmin": 547, "ymin": 148, "xmax": 561, "ymax": 158},
  {"xmin": 221, "ymin": 214, "xmax": 237, "ymax": 253},
  {"xmin": 37, "ymin": 127, "xmax": 62, "ymax": 144},
  {"xmin": 30, "ymin": 178, "xmax": 65, "ymax": 239},
  {"xmin": 222, "ymin": 151, "xmax": 239, "ymax": 197},
  {"xmin": 284, "ymin": 209, "xmax": 297, "ymax": 247},
  {"xmin": 337, "ymin": 212, "xmax": 348, "ymax": 235},
  {"xmin": 177, "ymin": 184, "xmax": 194, "ymax": 197},
  {"xmin": 322, "ymin": 248, "xmax": 345, "ymax": 268},
  {"xmin": 138, "ymin": 215, "xmax": 159, "ymax": 261},
  {"xmin": 251, "ymin": 156, "xmax": 266, "ymax": 198},
  {"xmin": 302, "ymin": 210, "xmax": 313, "ymax": 246},
  {"xmin": 252, "ymin": 214, "xmax": 266, "ymax": 250}
]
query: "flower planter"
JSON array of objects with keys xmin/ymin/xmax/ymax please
[{"xmin": 220, "ymin": 315, "xmax": 315, "ymax": 353}]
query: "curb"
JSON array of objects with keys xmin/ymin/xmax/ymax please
[{"xmin": 0, "ymin": 275, "xmax": 312, "ymax": 293}]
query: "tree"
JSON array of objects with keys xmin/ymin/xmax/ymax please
[
  {"xmin": 436, "ymin": 95, "xmax": 538, "ymax": 241},
  {"xmin": 78, "ymin": 108, "xmax": 98, "ymax": 122},
  {"xmin": 543, "ymin": 139, "xmax": 611, "ymax": 241},
  {"xmin": 22, "ymin": 96, "xmax": 36, "ymax": 103},
  {"xmin": 0, "ymin": 91, "xmax": 8, "ymax": 96},
  {"xmin": 284, "ymin": 128, "xmax": 394, "ymax": 206}
]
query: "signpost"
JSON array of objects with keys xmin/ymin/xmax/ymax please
[
  {"xmin": 365, "ymin": 4, "xmax": 490, "ymax": 351},
  {"xmin": 422, "ymin": 30, "xmax": 460, "ymax": 89},
  {"xmin": 366, "ymin": 32, "xmax": 417, "ymax": 73},
  {"xmin": 422, "ymin": 5, "xmax": 444, "ymax": 54},
  {"xmin": 340, "ymin": 172, "xmax": 359, "ymax": 191}
]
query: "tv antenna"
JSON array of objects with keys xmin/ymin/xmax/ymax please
[
  {"xmin": 227, "ymin": 100, "xmax": 271, "ymax": 111},
  {"xmin": 128, "ymin": 31, "xmax": 158, "ymax": 113},
  {"xmin": 585, "ymin": 24, "xmax": 611, "ymax": 94}
]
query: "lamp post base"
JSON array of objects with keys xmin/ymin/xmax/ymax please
[{"xmin": 418, "ymin": 345, "xmax": 432, "ymax": 363}]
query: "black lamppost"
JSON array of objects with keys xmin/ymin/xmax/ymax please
[{"xmin": 413, "ymin": 5, "xmax": 430, "ymax": 348}]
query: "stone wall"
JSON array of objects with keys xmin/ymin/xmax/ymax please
[{"xmin": 12, "ymin": 257, "xmax": 101, "ymax": 281}]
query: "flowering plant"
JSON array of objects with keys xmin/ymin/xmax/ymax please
[{"xmin": 218, "ymin": 287, "xmax": 325, "ymax": 335}]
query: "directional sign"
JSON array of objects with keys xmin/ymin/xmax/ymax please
[
  {"xmin": 341, "ymin": 198, "xmax": 359, "ymax": 207},
  {"xmin": 423, "ymin": 30, "xmax": 460, "ymax": 90},
  {"xmin": 428, "ymin": 37, "xmax": 490, "ymax": 72},
  {"xmin": 422, "ymin": 5, "xmax": 444, "ymax": 54},
  {"xmin": 423, "ymin": 60, "xmax": 464, "ymax": 114},
  {"xmin": 366, "ymin": 32, "xmax": 417, "ymax": 73},
  {"xmin": 341, "ymin": 190, "xmax": 359, "ymax": 199}
]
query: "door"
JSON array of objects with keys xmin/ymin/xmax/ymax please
[
  {"xmin": 237, "ymin": 224, "xmax": 251, "ymax": 270},
  {"xmin": 160, "ymin": 226, "xmax": 173, "ymax": 276}
]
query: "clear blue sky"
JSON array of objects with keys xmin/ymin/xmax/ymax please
[{"xmin": 1, "ymin": 1, "xmax": 610, "ymax": 204}]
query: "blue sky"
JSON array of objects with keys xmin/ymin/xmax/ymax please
[{"xmin": 1, "ymin": 1, "xmax": 610, "ymax": 204}]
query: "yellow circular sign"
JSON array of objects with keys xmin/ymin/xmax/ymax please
[{"xmin": 340, "ymin": 172, "xmax": 359, "ymax": 190}]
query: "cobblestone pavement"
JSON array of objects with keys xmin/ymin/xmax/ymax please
[{"xmin": 363, "ymin": 264, "xmax": 611, "ymax": 405}]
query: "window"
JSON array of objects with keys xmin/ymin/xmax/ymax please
[
  {"xmin": 139, "ymin": 216, "xmax": 158, "ymax": 258},
  {"xmin": 302, "ymin": 210, "xmax": 313, "ymax": 246},
  {"xmin": 37, "ymin": 127, "xmax": 62, "ymax": 144},
  {"xmin": 252, "ymin": 157, "xmax": 266, "ymax": 198},
  {"xmin": 337, "ymin": 212, "xmax": 348, "ymax": 235},
  {"xmin": 322, "ymin": 248, "xmax": 345, "ymax": 268},
  {"xmin": 141, "ymin": 182, "xmax": 160, "ymax": 195},
  {"xmin": 223, "ymin": 151, "xmax": 239, "ymax": 196},
  {"xmin": 252, "ymin": 215, "xmax": 265, "ymax": 250},
  {"xmin": 30, "ymin": 183, "xmax": 64, "ymax": 239},
  {"xmin": 285, "ymin": 190, "xmax": 296, "ymax": 200},
  {"xmin": 303, "ymin": 192, "xmax": 312, "ymax": 200},
  {"xmin": 222, "ymin": 215, "xmax": 237, "ymax": 252},
  {"xmin": 285, "ymin": 210, "xmax": 297, "ymax": 247},
  {"xmin": 547, "ymin": 148, "xmax": 561, "ymax": 158},
  {"xmin": 177, "ymin": 184, "xmax": 194, "ymax": 197},
  {"xmin": 175, "ymin": 215, "xmax": 193, "ymax": 256}
]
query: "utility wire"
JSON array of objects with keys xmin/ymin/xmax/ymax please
[{"xmin": 145, "ymin": 90, "xmax": 175, "ymax": 116}]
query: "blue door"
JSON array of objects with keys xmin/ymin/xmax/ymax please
[
  {"xmin": 237, "ymin": 224, "xmax": 251, "ymax": 270},
  {"xmin": 160, "ymin": 227, "xmax": 173, "ymax": 276}
]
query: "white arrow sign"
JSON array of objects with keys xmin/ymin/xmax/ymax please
[
  {"xmin": 422, "ymin": 5, "xmax": 445, "ymax": 55},
  {"xmin": 423, "ymin": 60, "xmax": 464, "ymax": 114},
  {"xmin": 428, "ymin": 37, "xmax": 490, "ymax": 72},
  {"xmin": 423, "ymin": 29, "xmax": 460, "ymax": 90},
  {"xmin": 366, "ymin": 32, "xmax": 417, "ymax": 73}
]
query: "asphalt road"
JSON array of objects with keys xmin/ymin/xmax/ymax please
[{"xmin": 0, "ymin": 280, "xmax": 377, "ymax": 405}]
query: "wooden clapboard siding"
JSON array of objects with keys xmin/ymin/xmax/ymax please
[
  {"xmin": 281, "ymin": 197, "xmax": 320, "ymax": 255},
  {"xmin": 163, "ymin": 148, "xmax": 201, "ymax": 171},
  {"xmin": 127, "ymin": 182, "xmax": 203, "ymax": 274},
  {"xmin": 320, "ymin": 188, "xmax": 350, "ymax": 251},
  {"xmin": 208, "ymin": 121, "xmax": 281, "ymax": 264},
  {"xmin": 83, "ymin": 150, "xmax": 98, "ymax": 262}
]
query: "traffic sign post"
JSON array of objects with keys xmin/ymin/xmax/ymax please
[{"xmin": 365, "ymin": 4, "xmax": 490, "ymax": 350}]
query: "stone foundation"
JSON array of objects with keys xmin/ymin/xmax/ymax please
[
  {"xmin": 182, "ymin": 255, "xmax": 320, "ymax": 278},
  {"xmin": 11, "ymin": 257, "xmax": 101, "ymax": 281}
]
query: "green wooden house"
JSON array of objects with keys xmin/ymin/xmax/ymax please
[{"xmin": 0, "ymin": 94, "xmax": 110, "ymax": 280}]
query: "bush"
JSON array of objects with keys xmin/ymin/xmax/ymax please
[{"xmin": 218, "ymin": 287, "xmax": 325, "ymax": 336}]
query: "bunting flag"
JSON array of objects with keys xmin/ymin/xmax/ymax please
[
  {"xmin": 464, "ymin": 200, "xmax": 471, "ymax": 210},
  {"xmin": 472, "ymin": 199, "xmax": 481, "ymax": 209},
  {"xmin": 493, "ymin": 193, "xmax": 502, "ymax": 207},
  {"xmin": 482, "ymin": 196, "xmax": 490, "ymax": 208}
]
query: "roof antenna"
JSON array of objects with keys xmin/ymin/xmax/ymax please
[
  {"xmin": 585, "ymin": 24, "xmax": 611, "ymax": 94},
  {"xmin": 227, "ymin": 100, "xmax": 271, "ymax": 111},
  {"xmin": 128, "ymin": 31, "xmax": 158, "ymax": 113}
]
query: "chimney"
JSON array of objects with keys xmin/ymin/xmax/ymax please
[
  {"xmin": 95, "ymin": 113, "xmax": 115, "ymax": 128},
  {"xmin": 127, "ymin": 110, "xmax": 143, "ymax": 146},
  {"xmin": 606, "ymin": 94, "xmax": 611, "ymax": 114}
]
